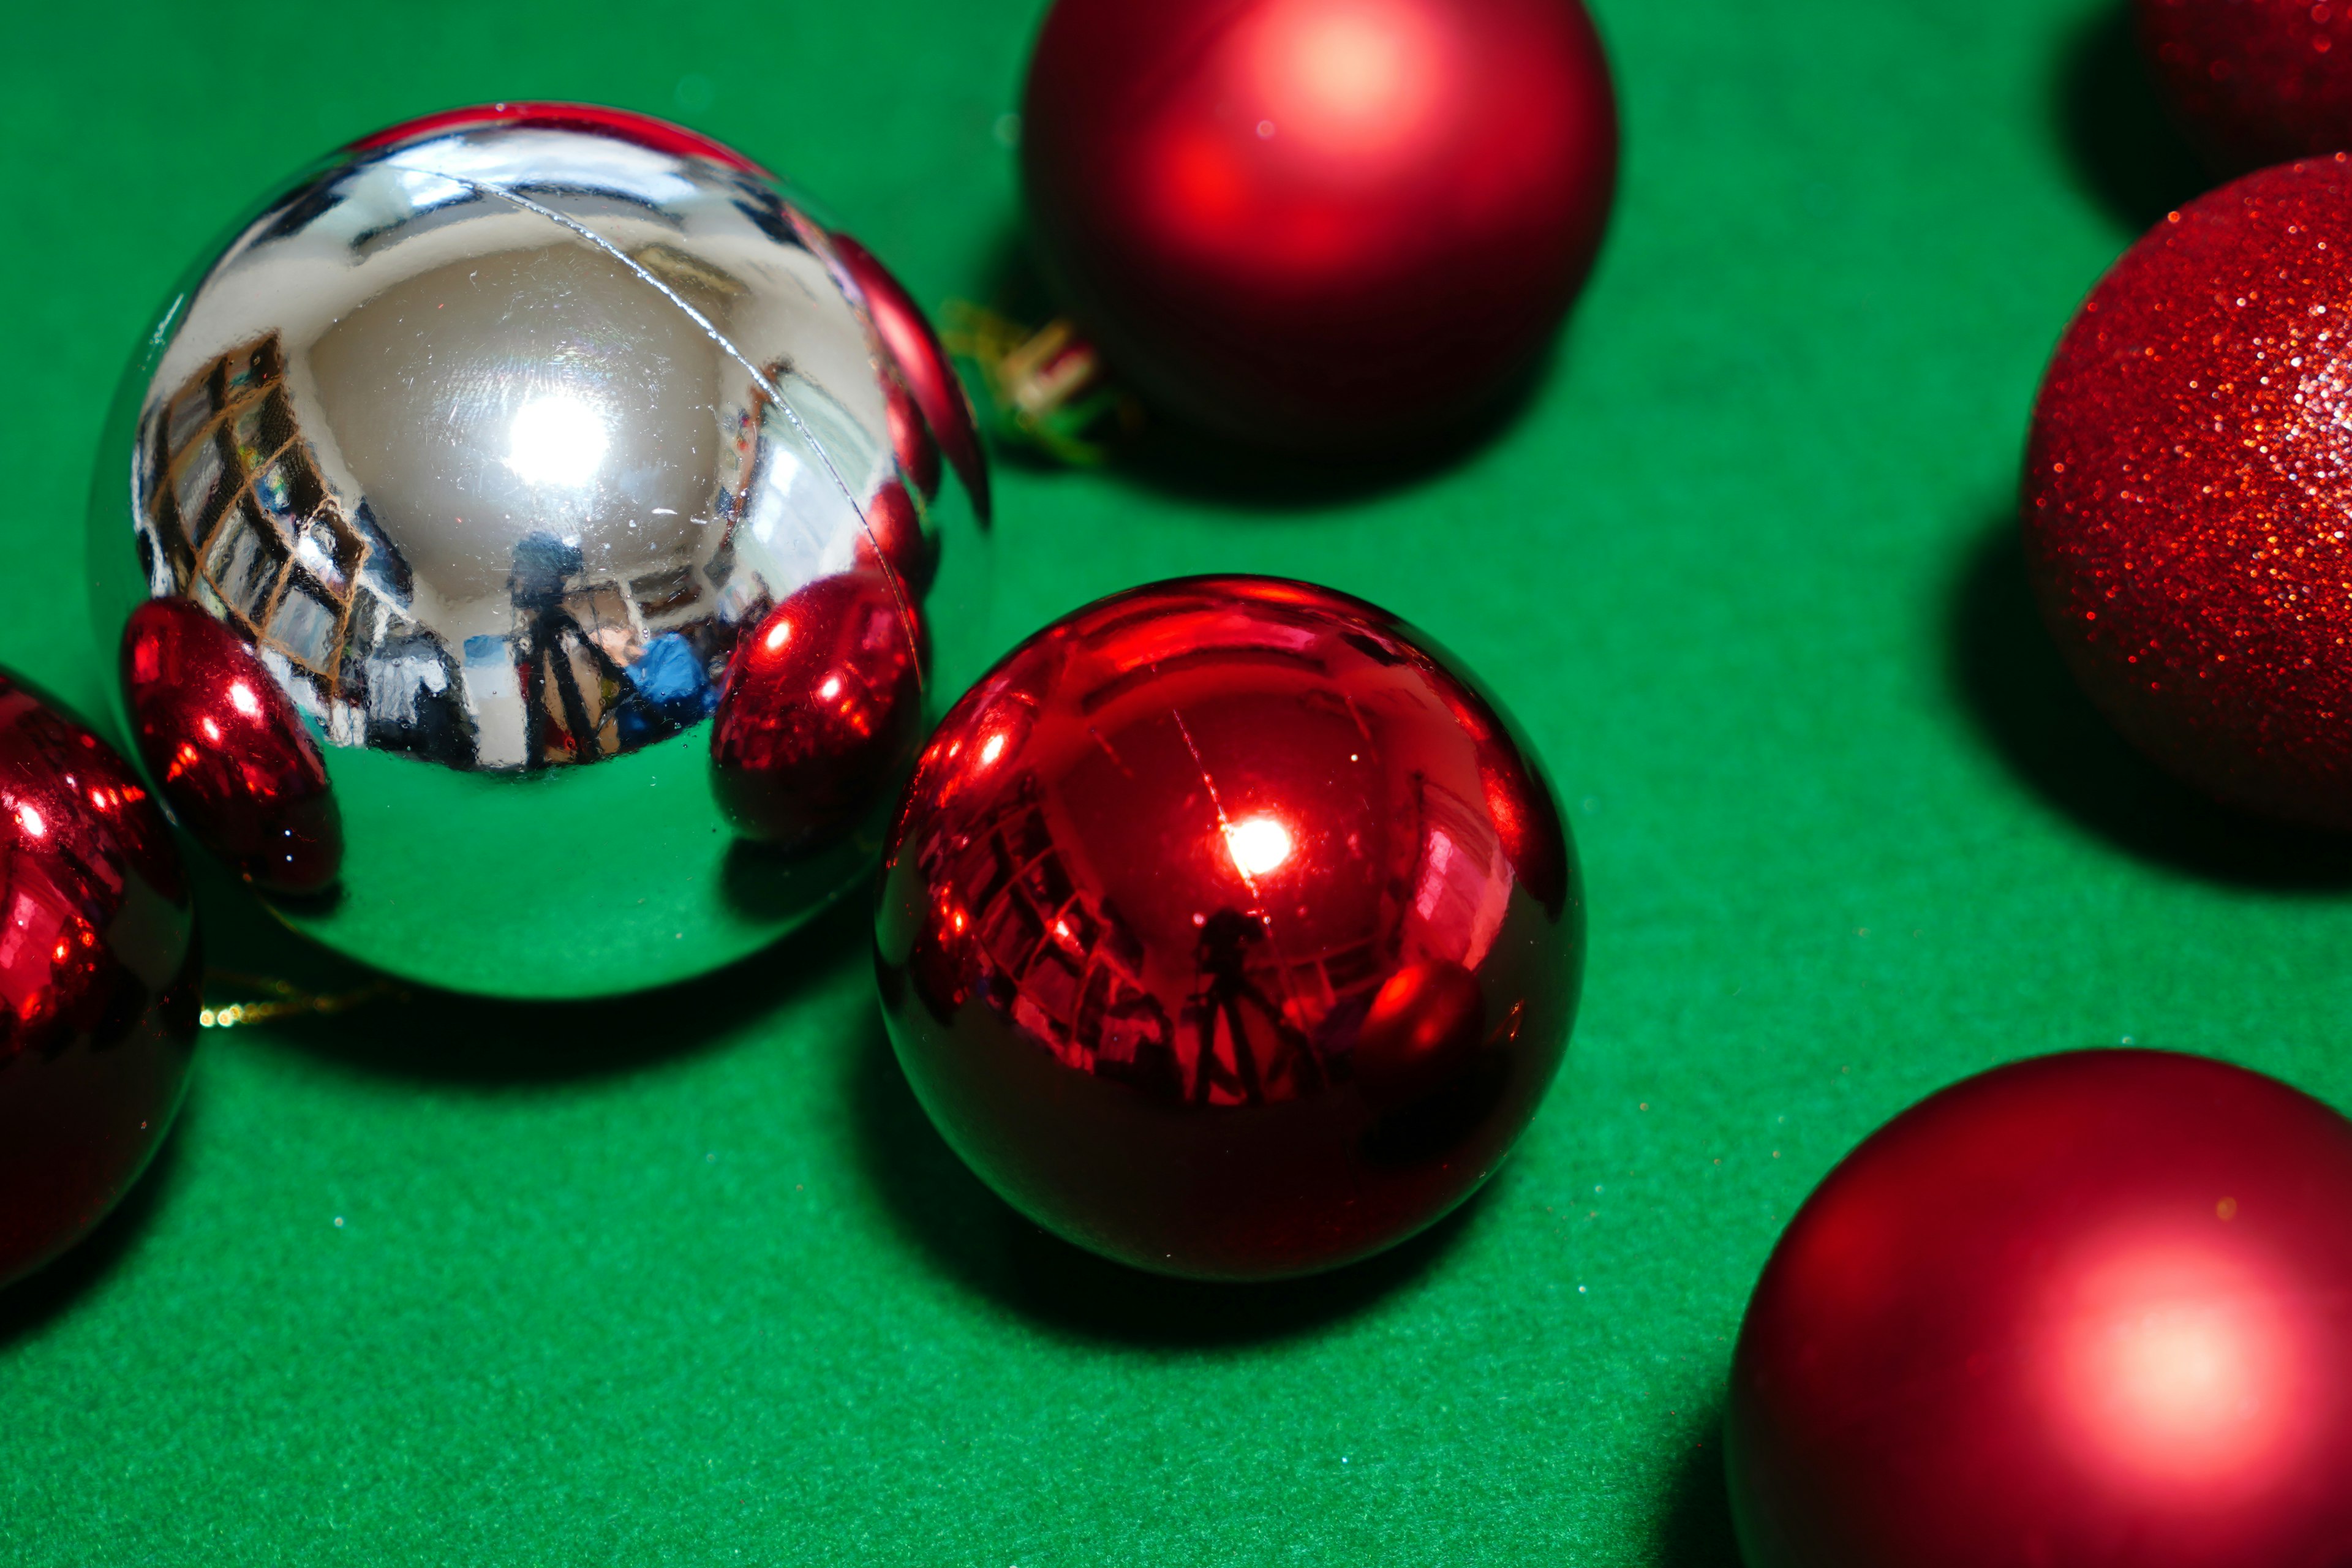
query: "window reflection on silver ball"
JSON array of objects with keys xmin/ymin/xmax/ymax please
[{"xmin": 88, "ymin": 105, "xmax": 990, "ymax": 998}]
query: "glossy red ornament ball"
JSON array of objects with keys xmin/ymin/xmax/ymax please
[
  {"xmin": 875, "ymin": 576, "xmax": 1582, "ymax": 1280},
  {"xmin": 2138, "ymin": 0, "xmax": 2352, "ymax": 171},
  {"xmin": 1020, "ymin": 0, "xmax": 1618, "ymax": 452},
  {"xmin": 828, "ymin": 232, "xmax": 991, "ymax": 524},
  {"xmin": 0, "ymin": 670, "xmax": 199, "ymax": 1289},
  {"xmin": 710, "ymin": 570, "xmax": 925, "ymax": 851},
  {"xmin": 1728, "ymin": 1050, "xmax": 2352, "ymax": 1568},
  {"xmin": 2024, "ymin": 157, "xmax": 2352, "ymax": 831},
  {"xmin": 121, "ymin": 598, "xmax": 342, "ymax": 895}
]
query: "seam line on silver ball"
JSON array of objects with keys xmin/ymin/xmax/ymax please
[{"xmin": 391, "ymin": 164, "xmax": 929, "ymax": 695}]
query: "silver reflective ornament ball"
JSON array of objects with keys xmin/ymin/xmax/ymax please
[{"xmin": 89, "ymin": 104, "xmax": 991, "ymax": 998}]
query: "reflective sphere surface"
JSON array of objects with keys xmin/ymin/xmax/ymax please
[
  {"xmin": 1729, "ymin": 1050, "xmax": 2352, "ymax": 1568},
  {"xmin": 91, "ymin": 104, "xmax": 989, "ymax": 997},
  {"xmin": 1022, "ymin": 0, "xmax": 1618, "ymax": 452},
  {"xmin": 875, "ymin": 576, "xmax": 1583, "ymax": 1280},
  {"xmin": 0, "ymin": 671, "xmax": 198, "ymax": 1289}
]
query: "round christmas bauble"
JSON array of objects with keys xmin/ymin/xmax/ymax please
[
  {"xmin": 0, "ymin": 670, "xmax": 199, "ymax": 1289},
  {"xmin": 88, "ymin": 104, "xmax": 989, "ymax": 998},
  {"xmin": 2024, "ymin": 157, "xmax": 2352, "ymax": 831},
  {"xmin": 1019, "ymin": 0, "xmax": 1618, "ymax": 453},
  {"xmin": 1728, "ymin": 1050, "xmax": 2352, "ymax": 1568},
  {"xmin": 2138, "ymin": 0, "xmax": 2352, "ymax": 172},
  {"xmin": 874, "ymin": 576, "xmax": 1583, "ymax": 1280}
]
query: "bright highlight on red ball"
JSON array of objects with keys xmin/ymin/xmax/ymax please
[{"xmin": 2049, "ymin": 1237, "xmax": 2309, "ymax": 1487}]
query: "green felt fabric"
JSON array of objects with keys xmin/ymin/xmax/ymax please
[{"xmin": 3, "ymin": 0, "xmax": 2345, "ymax": 1562}]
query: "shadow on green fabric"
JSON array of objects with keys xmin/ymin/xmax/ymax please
[
  {"xmin": 0, "ymin": 1102, "xmax": 192, "ymax": 1354},
  {"xmin": 848, "ymin": 1008, "xmax": 1488, "ymax": 1345},
  {"xmin": 962, "ymin": 221, "xmax": 1564, "ymax": 512},
  {"xmin": 1945, "ymin": 517, "xmax": 2352, "ymax": 891},
  {"xmin": 255, "ymin": 891, "xmax": 875, "ymax": 1087},
  {"xmin": 1654, "ymin": 1407, "xmax": 1743, "ymax": 1568},
  {"xmin": 2052, "ymin": 1, "xmax": 2211, "ymax": 235}
]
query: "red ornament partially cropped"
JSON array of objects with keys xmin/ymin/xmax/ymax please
[
  {"xmin": 1728, "ymin": 1050, "xmax": 2352, "ymax": 1568},
  {"xmin": 2138, "ymin": 0, "xmax": 2352, "ymax": 171},
  {"xmin": 1020, "ymin": 0, "xmax": 1618, "ymax": 452},
  {"xmin": 0, "ymin": 671, "xmax": 199, "ymax": 1289},
  {"xmin": 875, "ymin": 576, "xmax": 1582, "ymax": 1280},
  {"xmin": 2025, "ymin": 157, "xmax": 2352, "ymax": 831}
]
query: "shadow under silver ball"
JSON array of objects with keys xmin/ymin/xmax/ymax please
[{"xmin": 89, "ymin": 107, "xmax": 989, "ymax": 998}]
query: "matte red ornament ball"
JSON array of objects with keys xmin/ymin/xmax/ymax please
[
  {"xmin": 1020, "ymin": 0, "xmax": 1618, "ymax": 452},
  {"xmin": 874, "ymin": 576, "xmax": 1582, "ymax": 1280},
  {"xmin": 2138, "ymin": 0, "xmax": 2352, "ymax": 172},
  {"xmin": 120, "ymin": 599, "xmax": 342, "ymax": 895},
  {"xmin": 0, "ymin": 670, "xmax": 199, "ymax": 1290},
  {"xmin": 2025, "ymin": 157, "xmax": 2352, "ymax": 831},
  {"xmin": 1728, "ymin": 1050, "xmax": 2352, "ymax": 1568}
]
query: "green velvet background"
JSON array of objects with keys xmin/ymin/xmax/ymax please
[{"xmin": 3, "ymin": 0, "xmax": 2343, "ymax": 1562}]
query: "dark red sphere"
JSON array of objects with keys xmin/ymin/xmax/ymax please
[
  {"xmin": 2024, "ymin": 157, "xmax": 2352, "ymax": 831},
  {"xmin": 710, "ymin": 571, "xmax": 925, "ymax": 852},
  {"xmin": 874, "ymin": 576, "xmax": 1582, "ymax": 1280},
  {"xmin": 0, "ymin": 671, "xmax": 199, "ymax": 1289},
  {"xmin": 121, "ymin": 598, "xmax": 342, "ymax": 894},
  {"xmin": 1728, "ymin": 1050, "xmax": 2352, "ymax": 1568},
  {"xmin": 829, "ymin": 232, "xmax": 990, "ymax": 524},
  {"xmin": 1020, "ymin": 0, "xmax": 1618, "ymax": 451},
  {"xmin": 2138, "ymin": 0, "xmax": 2352, "ymax": 171}
]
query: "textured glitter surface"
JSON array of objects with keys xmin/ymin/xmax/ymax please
[
  {"xmin": 1020, "ymin": 0, "xmax": 1618, "ymax": 451},
  {"xmin": 875, "ymin": 576, "xmax": 1583, "ymax": 1280},
  {"xmin": 1728, "ymin": 1051, "xmax": 2352, "ymax": 1568},
  {"xmin": 2026, "ymin": 155, "xmax": 2352, "ymax": 830},
  {"xmin": 2138, "ymin": 0, "xmax": 2352, "ymax": 171}
]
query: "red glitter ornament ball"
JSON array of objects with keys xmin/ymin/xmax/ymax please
[
  {"xmin": 874, "ymin": 576, "xmax": 1582, "ymax": 1280},
  {"xmin": 1728, "ymin": 1050, "xmax": 2352, "ymax": 1568},
  {"xmin": 0, "ymin": 670, "xmax": 199, "ymax": 1289},
  {"xmin": 710, "ymin": 570, "xmax": 925, "ymax": 852},
  {"xmin": 121, "ymin": 599, "xmax": 342, "ymax": 895},
  {"xmin": 2138, "ymin": 0, "xmax": 2352, "ymax": 171},
  {"xmin": 1020, "ymin": 0, "xmax": 1618, "ymax": 452},
  {"xmin": 2024, "ymin": 157, "xmax": 2352, "ymax": 831}
]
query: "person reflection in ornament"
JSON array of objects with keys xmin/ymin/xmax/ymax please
[
  {"xmin": 508, "ymin": 531, "xmax": 624, "ymax": 769},
  {"xmin": 1186, "ymin": 906, "xmax": 1324, "ymax": 1106}
]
